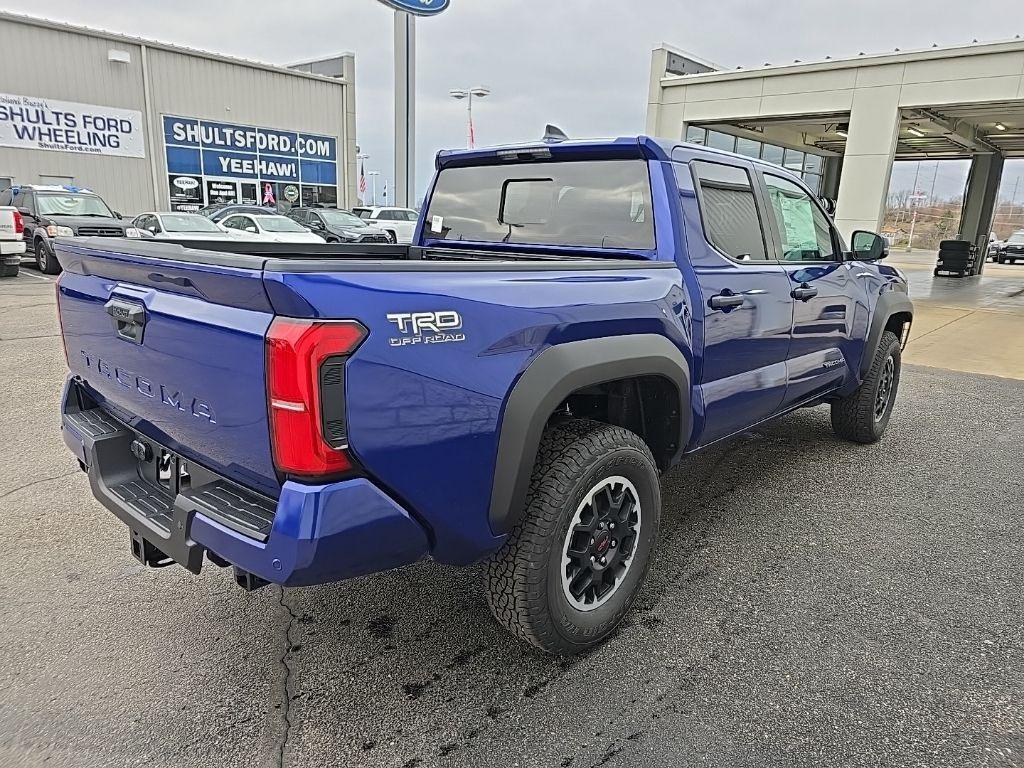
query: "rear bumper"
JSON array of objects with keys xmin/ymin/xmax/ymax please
[
  {"xmin": 61, "ymin": 378, "xmax": 429, "ymax": 586},
  {"xmin": 0, "ymin": 240, "xmax": 25, "ymax": 260}
]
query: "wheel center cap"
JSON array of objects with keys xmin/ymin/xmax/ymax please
[{"xmin": 594, "ymin": 531, "xmax": 612, "ymax": 556}]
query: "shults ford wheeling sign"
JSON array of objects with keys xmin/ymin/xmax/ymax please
[
  {"xmin": 376, "ymin": 0, "xmax": 450, "ymax": 16},
  {"xmin": 0, "ymin": 92, "xmax": 145, "ymax": 158}
]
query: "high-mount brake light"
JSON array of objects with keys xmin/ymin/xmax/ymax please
[{"xmin": 266, "ymin": 318, "xmax": 367, "ymax": 478}]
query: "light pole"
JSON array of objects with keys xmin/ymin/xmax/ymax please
[
  {"xmin": 449, "ymin": 87, "xmax": 490, "ymax": 148},
  {"xmin": 357, "ymin": 153, "xmax": 370, "ymax": 205},
  {"xmin": 368, "ymin": 171, "xmax": 380, "ymax": 206}
]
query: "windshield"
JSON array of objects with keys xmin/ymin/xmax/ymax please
[
  {"xmin": 424, "ymin": 159, "xmax": 654, "ymax": 250},
  {"xmin": 36, "ymin": 194, "xmax": 114, "ymax": 218},
  {"xmin": 161, "ymin": 214, "xmax": 222, "ymax": 233},
  {"xmin": 320, "ymin": 210, "xmax": 366, "ymax": 228},
  {"xmin": 256, "ymin": 216, "xmax": 308, "ymax": 233},
  {"xmin": 1009, "ymin": 232, "xmax": 1024, "ymax": 244}
]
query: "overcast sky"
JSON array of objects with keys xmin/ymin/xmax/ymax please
[{"xmin": 5, "ymin": 0, "xmax": 1024, "ymax": 204}]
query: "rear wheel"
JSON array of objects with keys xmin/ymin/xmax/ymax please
[
  {"xmin": 831, "ymin": 330, "xmax": 902, "ymax": 444},
  {"xmin": 485, "ymin": 419, "xmax": 661, "ymax": 655}
]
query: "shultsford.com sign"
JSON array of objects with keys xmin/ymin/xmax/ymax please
[{"xmin": 0, "ymin": 92, "xmax": 145, "ymax": 158}]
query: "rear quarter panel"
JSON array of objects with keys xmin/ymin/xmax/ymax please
[{"xmin": 263, "ymin": 264, "xmax": 691, "ymax": 564}]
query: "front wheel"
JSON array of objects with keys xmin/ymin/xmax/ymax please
[
  {"xmin": 35, "ymin": 240, "xmax": 60, "ymax": 275},
  {"xmin": 485, "ymin": 419, "xmax": 661, "ymax": 655},
  {"xmin": 831, "ymin": 330, "xmax": 902, "ymax": 443}
]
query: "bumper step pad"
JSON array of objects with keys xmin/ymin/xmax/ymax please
[{"xmin": 64, "ymin": 403, "xmax": 277, "ymax": 573}]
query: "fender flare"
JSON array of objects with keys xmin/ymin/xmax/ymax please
[
  {"xmin": 861, "ymin": 291, "xmax": 914, "ymax": 378},
  {"xmin": 488, "ymin": 334, "xmax": 691, "ymax": 536}
]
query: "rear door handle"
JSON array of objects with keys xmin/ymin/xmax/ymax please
[
  {"xmin": 709, "ymin": 293, "xmax": 744, "ymax": 311},
  {"xmin": 791, "ymin": 284, "xmax": 818, "ymax": 301}
]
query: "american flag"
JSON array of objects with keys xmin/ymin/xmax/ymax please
[
  {"xmin": 358, "ymin": 162, "xmax": 367, "ymax": 198},
  {"xmin": 469, "ymin": 114, "xmax": 476, "ymax": 149},
  {"xmin": 382, "ymin": 179, "xmax": 388, "ymax": 204}
]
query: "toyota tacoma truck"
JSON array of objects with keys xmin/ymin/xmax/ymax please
[{"xmin": 56, "ymin": 136, "xmax": 912, "ymax": 654}]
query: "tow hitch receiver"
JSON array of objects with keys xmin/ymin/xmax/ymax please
[
  {"xmin": 233, "ymin": 566, "xmax": 269, "ymax": 592},
  {"xmin": 130, "ymin": 528, "xmax": 175, "ymax": 568}
]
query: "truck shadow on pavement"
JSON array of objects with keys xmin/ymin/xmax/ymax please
[{"xmin": 269, "ymin": 406, "xmax": 855, "ymax": 767}]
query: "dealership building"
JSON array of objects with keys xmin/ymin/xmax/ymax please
[
  {"xmin": 647, "ymin": 38, "xmax": 1024, "ymax": 272},
  {"xmin": 0, "ymin": 12, "xmax": 357, "ymax": 216}
]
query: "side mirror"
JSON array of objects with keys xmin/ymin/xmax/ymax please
[
  {"xmin": 851, "ymin": 230, "xmax": 889, "ymax": 261},
  {"xmin": 113, "ymin": 211, "xmax": 123, "ymax": 219},
  {"xmin": 17, "ymin": 207, "xmax": 33, "ymax": 218},
  {"xmin": 819, "ymin": 197, "xmax": 838, "ymax": 216},
  {"xmin": 245, "ymin": 226, "xmax": 258, "ymax": 233}
]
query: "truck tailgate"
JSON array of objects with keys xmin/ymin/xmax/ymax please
[{"xmin": 56, "ymin": 240, "xmax": 280, "ymax": 497}]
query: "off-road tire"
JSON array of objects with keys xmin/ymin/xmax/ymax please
[
  {"xmin": 0, "ymin": 263, "xmax": 18, "ymax": 277},
  {"xmin": 35, "ymin": 240, "xmax": 60, "ymax": 275},
  {"xmin": 485, "ymin": 419, "xmax": 661, "ymax": 655},
  {"xmin": 831, "ymin": 330, "xmax": 902, "ymax": 443}
]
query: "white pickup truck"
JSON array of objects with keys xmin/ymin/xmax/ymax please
[{"xmin": 0, "ymin": 206, "xmax": 25, "ymax": 277}]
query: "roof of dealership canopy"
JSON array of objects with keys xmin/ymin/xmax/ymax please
[
  {"xmin": 657, "ymin": 35, "xmax": 1024, "ymax": 82},
  {"xmin": 0, "ymin": 11, "xmax": 354, "ymax": 85},
  {"xmin": 652, "ymin": 35, "xmax": 1024, "ymax": 159}
]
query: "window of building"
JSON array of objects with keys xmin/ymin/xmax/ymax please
[
  {"xmin": 735, "ymin": 137, "xmax": 761, "ymax": 158},
  {"xmin": 685, "ymin": 128, "xmax": 829, "ymax": 196},
  {"xmin": 705, "ymin": 130, "xmax": 736, "ymax": 152},
  {"xmin": 760, "ymin": 144, "xmax": 785, "ymax": 166},
  {"xmin": 690, "ymin": 161, "xmax": 768, "ymax": 262},
  {"xmin": 685, "ymin": 126, "xmax": 707, "ymax": 145},
  {"xmin": 783, "ymin": 149, "xmax": 805, "ymax": 173}
]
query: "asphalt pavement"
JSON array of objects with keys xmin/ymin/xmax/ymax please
[{"xmin": 1, "ymin": 267, "xmax": 1022, "ymax": 768}]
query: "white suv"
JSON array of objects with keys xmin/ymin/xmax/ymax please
[{"xmin": 352, "ymin": 206, "xmax": 419, "ymax": 244}]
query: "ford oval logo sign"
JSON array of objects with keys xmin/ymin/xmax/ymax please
[{"xmin": 376, "ymin": 0, "xmax": 450, "ymax": 16}]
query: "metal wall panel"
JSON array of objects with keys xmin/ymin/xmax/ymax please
[
  {"xmin": 0, "ymin": 20, "xmax": 152, "ymax": 214},
  {"xmin": 0, "ymin": 15, "xmax": 354, "ymax": 216}
]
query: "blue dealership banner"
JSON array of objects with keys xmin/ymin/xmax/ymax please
[{"xmin": 163, "ymin": 115, "xmax": 338, "ymax": 209}]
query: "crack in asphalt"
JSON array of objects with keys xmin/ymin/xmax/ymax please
[
  {"xmin": 274, "ymin": 587, "xmax": 300, "ymax": 768},
  {"xmin": 0, "ymin": 468, "xmax": 78, "ymax": 501}
]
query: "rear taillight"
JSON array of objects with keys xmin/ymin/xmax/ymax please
[
  {"xmin": 266, "ymin": 318, "xmax": 366, "ymax": 479},
  {"xmin": 12, "ymin": 210, "xmax": 23, "ymax": 235}
]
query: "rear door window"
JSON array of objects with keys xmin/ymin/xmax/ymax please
[
  {"xmin": 424, "ymin": 159, "xmax": 655, "ymax": 250},
  {"xmin": 690, "ymin": 160, "xmax": 769, "ymax": 261}
]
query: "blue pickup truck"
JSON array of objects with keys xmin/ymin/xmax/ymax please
[{"xmin": 56, "ymin": 136, "xmax": 912, "ymax": 654}]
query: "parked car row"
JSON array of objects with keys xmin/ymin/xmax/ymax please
[{"xmin": 0, "ymin": 182, "xmax": 423, "ymax": 277}]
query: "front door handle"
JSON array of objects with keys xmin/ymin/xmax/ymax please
[
  {"xmin": 709, "ymin": 292, "xmax": 744, "ymax": 311},
  {"xmin": 791, "ymin": 283, "xmax": 818, "ymax": 301}
]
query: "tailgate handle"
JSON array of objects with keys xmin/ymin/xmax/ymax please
[{"xmin": 105, "ymin": 298, "xmax": 146, "ymax": 344}]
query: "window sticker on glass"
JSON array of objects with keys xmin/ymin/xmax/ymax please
[{"xmin": 431, "ymin": 215, "xmax": 444, "ymax": 233}]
